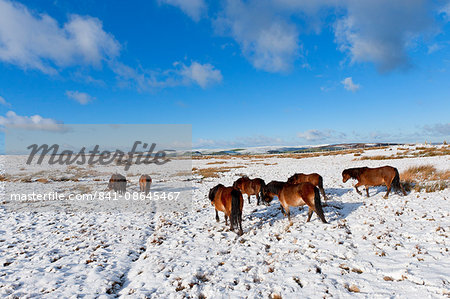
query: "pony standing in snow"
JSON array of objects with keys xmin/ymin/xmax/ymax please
[
  {"xmin": 342, "ymin": 165, "xmax": 407, "ymax": 199},
  {"xmin": 232, "ymin": 176, "xmax": 265, "ymax": 205},
  {"xmin": 287, "ymin": 173, "xmax": 328, "ymax": 201},
  {"xmin": 139, "ymin": 175, "xmax": 152, "ymax": 195},
  {"xmin": 278, "ymin": 182, "xmax": 327, "ymax": 225},
  {"xmin": 108, "ymin": 174, "xmax": 127, "ymax": 194},
  {"xmin": 209, "ymin": 184, "xmax": 244, "ymax": 236}
]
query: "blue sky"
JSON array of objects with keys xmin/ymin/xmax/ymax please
[{"xmin": 0, "ymin": 0, "xmax": 449, "ymax": 148}]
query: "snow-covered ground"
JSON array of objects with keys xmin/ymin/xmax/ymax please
[{"xmin": 1, "ymin": 146, "xmax": 449, "ymax": 298}]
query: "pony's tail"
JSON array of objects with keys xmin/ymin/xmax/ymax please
[
  {"xmin": 314, "ymin": 187, "xmax": 327, "ymax": 223},
  {"xmin": 259, "ymin": 180, "xmax": 266, "ymax": 204},
  {"xmin": 230, "ymin": 189, "xmax": 243, "ymax": 235},
  {"xmin": 392, "ymin": 168, "xmax": 407, "ymax": 195}
]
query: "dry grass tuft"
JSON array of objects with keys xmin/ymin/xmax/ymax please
[
  {"xmin": 193, "ymin": 166, "xmax": 246, "ymax": 178},
  {"xmin": 401, "ymin": 165, "xmax": 450, "ymax": 192},
  {"xmin": 355, "ymin": 146, "xmax": 450, "ymax": 161},
  {"xmin": 206, "ymin": 161, "xmax": 227, "ymax": 165}
]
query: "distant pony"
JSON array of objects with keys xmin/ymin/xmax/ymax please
[
  {"xmin": 209, "ymin": 184, "xmax": 244, "ymax": 235},
  {"xmin": 139, "ymin": 175, "xmax": 152, "ymax": 195},
  {"xmin": 342, "ymin": 166, "xmax": 407, "ymax": 199},
  {"xmin": 108, "ymin": 174, "xmax": 126, "ymax": 194},
  {"xmin": 287, "ymin": 173, "xmax": 328, "ymax": 201},
  {"xmin": 233, "ymin": 176, "xmax": 265, "ymax": 205}
]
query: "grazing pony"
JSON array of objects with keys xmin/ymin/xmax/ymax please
[
  {"xmin": 287, "ymin": 173, "xmax": 328, "ymax": 201},
  {"xmin": 261, "ymin": 180, "xmax": 286, "ymax": 204},
  {"xmin": 278, "ymin": 182, "xmax": 327, "ymax": 224},
  {"xmin": 139, "ymin": 175, "xmax": 152, "ymax": 195},
  {"xmin": 342, "ymin": 166, "xmax": 407, "ymax": 199},
  {"xmin": 233, "ymin": 176, "xmax": 265, "ymax": 205},
  {"xmin": 108, "ymin": 174, "xmax": 126, "ymax": 194},
  {"xmin": 209, "ymin": 184, "xmax": 244, "ymax": 236}
]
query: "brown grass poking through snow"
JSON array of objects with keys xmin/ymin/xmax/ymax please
[
  {"xmin": 355, "ymin": 146, "xmax": 450, "ymax": 161},
  {"xmin": 192, "ymin": 166, "xmax": 246, "ymax": 178},
  {"xmin": 401, "ymin": 165, "xmax": 450, "ymax": 192}
]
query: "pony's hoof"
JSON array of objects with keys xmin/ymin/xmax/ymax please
[{"xmin": 383, "ymin": 195, "xmax": 388, "ymax": 199}]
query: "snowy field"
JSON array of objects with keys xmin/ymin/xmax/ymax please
[{"xmin": 0, "ymin": 145, "xmax": 449, "ymax": 298}]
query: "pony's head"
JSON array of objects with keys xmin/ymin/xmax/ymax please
[
  {"xmin": 261, "ymin": 181, "xmax": 283, "ymax": 204},
  {"xmin": 342, "ymin": 169, "xmax": 351, "ymax": 183},
  {"xmin": 208, "ymin": 184, "xmax": 224, "ymax": 204},
  {"xmin": 261, "ymin": 187, "xmax": 274, "ymax": 204},
  {"xmin": 233, "ymin": 177, "xmax": 244, "ymax": 190}
]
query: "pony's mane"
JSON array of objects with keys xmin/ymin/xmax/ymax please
[
  {"xmin": 209, "ymin": 184, "xmax": 224, "ymax": 202},
  {"xmin": 264, "ymin": 181, "xmax": 285, "ymax": 194},
  {"xmin": 253, "ymin": 178, "xmax": 265, "ymax": 186},
  {"xmin": 343, "ymin": 167, "xmax": 367, "ymax": 179},
  {"xmin": 287, "ymin": 173, "xmax": 302, "ymax": 183}
]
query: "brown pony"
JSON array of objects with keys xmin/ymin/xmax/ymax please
[
  {"xmin": 342, "ymin": 166, "xmax": 407, "ymax": 199},
  {"xmin": 287, "ymin": 173, "xmax": 328, "ymax": 200},
  {"xmin": 108, "ymin": 174, "xmax": 126, "ymax": 194},
  {"xmin": 209, "ymin": 184, "xmax": 244, "ymax": 235},
  {"xmin": 139, "ymin": 175, "xmax": 152, "ymax": 195},
  {"xmin": 233, "ymin": 176, "xmax": 265, "ymax": 205},
  {"xmin": 278, "ymin": 182, "xmax": 327, "ymax": 224}
]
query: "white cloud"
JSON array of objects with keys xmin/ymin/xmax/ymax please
[
  {"xmin": 66, "ymin": 91, "xmax": 95, "ymax": 105},
  {"xmin": 0, "ymin": 95, "xmax": 11, "ymax": 106},
  {"xmin": 424, "ymin": 123, "xmax": 450, "ymax": 136},
  {"xmin": 113, "ymin": 61, "xmax": 222, "ymax": 90},
  {"xmin": 0, "ymin": 111, "xmax": 65, "ymax": 131},
  {"xmin": 214, "ymin": 0, "xmax": 300, "ymax": 73},
  {"xmin": 180, "ymin": 62, "xmax": 223, "ymax": 88},
  {"xmin": 440, "ymin": 2, "xmax": 450, "ymax": 21},
  {"xmin": 165, "ymin": 0, "xmax": 440, "ymax": 73},
  {"xmin": 298, "ymin": 129, "xmax": 347, "ymax": 142},
  {"xmin": 158, "ymin": 0, "xmax": 206, "ymax": 21},
  {"xmin": 334, "ymin": 0, "xmax": 434, "ymax": 72},
  {"xmin": 0, "ymin": 0, "xmax": 120, "ymax": 74},
  {"xmin": 298, "ymin": 129, "xmax": 331, "ymax": 141},
  {"xmin": 341, "ymin": 77, "xmax": 360, "ymax": 92}
]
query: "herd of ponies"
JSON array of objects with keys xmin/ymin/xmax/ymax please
[
  {"xmin": 106, "ymin": 165, "xmax": 407, "ymax": 236},
  {"xmin": 209, "ymin": 165, "xmax": 407, "ymax": 236}
]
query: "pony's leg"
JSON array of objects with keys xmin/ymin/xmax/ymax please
[
  {"xmin": 225, "ymin": 215, "xmax": 228, "ymax": 226},
  {"xmin": 285, "ymin": 207, "xmax": 293, "ymax": 226},
  {"xmin": 238, "ymin": 212, "xmax": 243, "ymax": 236},
  {"xmin": 400, "ymin": 183, "xmax": 407, "ymax": 196},
  {"xmin": 248, "ymin": 194, "xmax": 251, "ymax": 204},
  {"xmin": 215, "ymin": 210, "xmax": 220, "ymax": 222},
  {"xmin": 320, "ymin": 188, "xmax": 328, "ymax": 201},
  {"xmin": 384, "ymin": 184, "xmax": 391, "ymax": 199},
  {"xmin": 257, "ymin": 193, "xmax": 260, "ymax": 206},
  {"xmin": 306, "ymin": 208, "xmax": 313, "ymax": 222},
  {"xmin": 354, "ymin": 182, "xmax": 363, "ymax": 195},
  {"xmin": 365, "ymin": 187, "xmax": 370, "ymax": 197}
]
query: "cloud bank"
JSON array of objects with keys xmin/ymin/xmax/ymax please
[
  {"xmin": 0, "ymin": 0, "xmax": 120, "ymax": 74},
  {"xmin": 0, "ymin": 111, "xmax": 64, "ymax": 131},
  {"xmin": 165, "ymin": 0, "xmax": 441, "ymax": 73}
]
